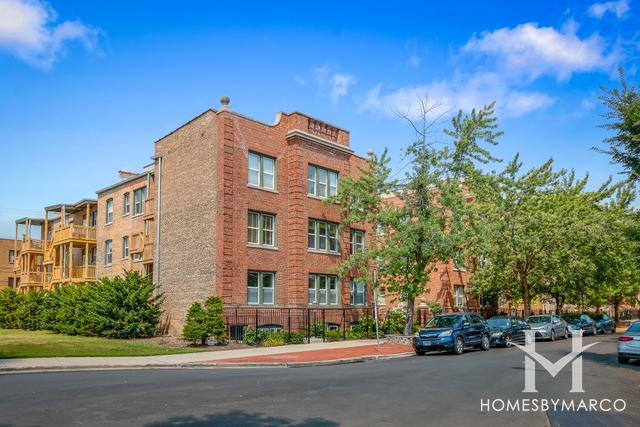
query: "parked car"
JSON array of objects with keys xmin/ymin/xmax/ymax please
[
  {"xmin": 527, "ymin": 314, "xmax": 568, "ymax": 341},
  {"xmin": 591, "ymin": 313, "xmax": 616, "ymax": 334},
  {"xmin": 561, "ymin": 313, "xmax": 597, "ymax": 336},
  {"xmin": 618, "ymin": 321, "xmax": 640, "ymax": 364},
  {"xmin": 487, "ymin": 316, "xmax": 530, "ymax": 347},
  {"xmin": 413, "ymin": 313, "xmax": 491, "ymax": 355}
]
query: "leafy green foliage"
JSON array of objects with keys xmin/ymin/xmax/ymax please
[
  {"xmin": 381, "ymin": 307, "xmax": 407, "ymax": 334},
  {"xmin": 0, "ymin": 272, "xmax": 162, "ymax": 339},
  {"xmin": 0, "ymin": 288, "xmax": 23, "ymax": 329},
  {"xmin": 182, "ymin": 296, "xmax": 226, "ymax": 345}
]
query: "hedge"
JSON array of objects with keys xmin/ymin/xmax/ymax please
[{"xmin": 0, "ymin": 271, "xmax": 162, "ymax": 339}]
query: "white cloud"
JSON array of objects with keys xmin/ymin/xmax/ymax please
[
  {"xmin": 312, "ymin": 64, "xmax": 355, "ymax": 104},
  {"xmin": 588, "ymin": 0, "xmax": 630, "ymax": 18},
  {"xmin": 463, "ymin": 22, "xmax": 620, "ymax": 81},
  {"xmin": 408, "ymin": 54, "xmax": 421, "ymax": 68},
  {"xmin": 360, "ymin": 72, "xmax": 556, "ymax": 120},
  {"xmin": 0, "ymin": 0, "xmax": 98, "ymax": 69}
]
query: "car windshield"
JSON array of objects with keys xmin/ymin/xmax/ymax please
[
  {"xmin": 487, "ymin": 318, "xmax": 511, "ymax": 328},
  {"xmin": 591, "ymin": 314, "xmax": 604, "ymax": 320},
  {"xmin": 425, "ymin": 315, "xmax": 462, "ymax": 328},
  {"xmin": 528, "ymin": 315, "xmax": 551, "ymax": 323},
  {"xmin": 627, "ymin": 323, "xmax": 640, "ymax": 333},
  {"xmin": 562, "ymin": 314, "xmax": 581, "ymax": 322}
]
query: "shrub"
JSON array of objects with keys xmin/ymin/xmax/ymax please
[
  {"xmin": 182, "ymin": 296, "xmax": 226, "ymax": 345},
  {"xmin": 324, "ymin": 329, "xmax": 342, "ymax": 342},
  {"xmin": 283, "ymin": 331, "xmax": 305, "ymax": 344},
  {"xmin": 428, "ymin": 301, "xmax": 443, "ymax": 315},
  {"xmin": 382, "ymin": 307, "xmax": 407, "ymax": 334},
  {"xmin": 351, "ymin": 315, "xmax": 378, "ymax": 338},
  {"xmin": 0, "ymin": 288, "xmax": 22, "ymax": 329},
  {"xmin": 16, "ymin": 290, "xmax": 45, "ymax": 330},
  {"xmin": 261, "ymin": 333, "xmax": 286, "ymax": 347},
  {"xmin": 243, "ymin": 327, "xmax": 267, "ymax": 346},
  {"xmin": 88, "ymin": 272, "xmax": 163, "ymax": 338}
]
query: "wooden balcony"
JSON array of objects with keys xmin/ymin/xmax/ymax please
[
  {"xmin": 52, "ymin": 224, "xmax": 97, "ymax": 242},
  {"xmin": 21, "ymin": 239, "xmax": 44, "ymax": 253},
  {"xmin": 131, "ymin": 233, "xmax": 144, "ymax": 254},
  {"xmin": 52, "ymin": 265, "xmax": 96, "ymax": 283},
  {"xmin": 20, "ymin": 271, "xmax": 43, "ymax": 285}
]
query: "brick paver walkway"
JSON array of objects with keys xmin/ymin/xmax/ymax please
[{"xmin": 207, "ymin": 343, "xmax": 413, "ymax": 364}]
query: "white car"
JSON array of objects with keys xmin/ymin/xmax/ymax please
[{"xmin": 618, "ymin": 321, "xmax": 640, "ymax": 364}]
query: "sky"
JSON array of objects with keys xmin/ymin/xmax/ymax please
[{"xmin": 0, "ymin": 0, "xmax": 639, "ymax": 238}]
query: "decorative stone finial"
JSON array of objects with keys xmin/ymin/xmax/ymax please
[
  {"xmin": 367, "ymin": 150, "xmax": 374, "ymax": 158},
  {"xmin": 220, "ymin": 96, "xmax": 230, "ymax": 107}
]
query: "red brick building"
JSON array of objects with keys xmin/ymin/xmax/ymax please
[{"xmin": 151, "ymin": 98, "xmax": 376, "ymax": 333}]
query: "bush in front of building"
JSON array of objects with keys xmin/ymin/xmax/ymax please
[
  {"xmin": 0, "ymin": 272, "xmax": 163, "ymax": 339},
  {"xmin": 182, "ymin": 296, "xmax": 226, "ymax": 345},
  {"xmin": 0, "ymin": 288, "xmax": 23, "ymax": 329},
  {"xmin": 381, "ymin": 307, "xmax": 407, "ymax": 334},
  {"xmin": 16, "ymin": 290, "xmax": 46, "ymax": 330}
]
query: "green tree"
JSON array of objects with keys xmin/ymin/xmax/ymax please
[
  {"xmin": 16, "ymin": 290, "xmax": 45, "ymax": 330},
  {"xmin": 0, "ymin": 288, "xmax": 23, "ymax": 329},
  {"xmin": 331, "ymin": 99, "xmax": 502, "ymax": 334},
  {"xmin": 597, "ymin": 68, "xmax": 640, "ymax": 183},
  {"xmin": 183, "ymin": 296, "xmax": 226, "ymax": 345}
]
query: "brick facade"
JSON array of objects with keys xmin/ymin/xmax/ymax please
[
  {"xmin": 96, "ymin": 171, "xmax": 153, "ymax": 279},
  {"xmin": 0, "ymin": 238, "xmax": 17, "ymax": 290}
]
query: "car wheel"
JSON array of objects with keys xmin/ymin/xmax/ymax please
[
  {"xmin": 481, "ymin": 334, "xmax": 490, "ymax": 351},
  {"xmin": 504, "ymin": 334, "xmax": 512, "ymax": 348},
  {"xmin": 453, "ymin": 337, "xmax": 464, "ymax": 355},
  {"xmin": 415, "ymin": 350, "xmax": 425, "ymax": 356},
  {"xmin": 618, "ymin": 356, "xmax": 629, "ymax": 364},
  {"xmin": 550, "ymin": 330, "xmax": 555, "ymax": 341},
  {"xmin": 563, "ymin": 328, "xmax": 568, "ymax": 339}
]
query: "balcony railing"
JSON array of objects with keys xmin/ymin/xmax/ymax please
[
  {"xmin": 20, "ymin": 272, "xmax": 43, "ymax": 285},
  {"xmin": 52, "ymin": 265, "xmax": 96, "ymax": 281},
  {"xmin": 53, "ymin": 224, "xmax": 97, "ymax": 242},
  {"xmin": 131, "ymin": 234, "xmax": 144, "ymax": 253},
  {"xmin": 143, "ymin": 198, "xmax": 154, "ymax": 218},
  {"xmin": 21, "ymin": 239, "xmax": 44, "ymax": 252}
]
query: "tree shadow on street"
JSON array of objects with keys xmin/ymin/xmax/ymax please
[{"xmin": 145, "ymin": 410, "xmax": 340, "ymax": 427}]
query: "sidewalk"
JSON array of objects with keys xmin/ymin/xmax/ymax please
[{"xmin": 0, "ymin": 340, "xmax": 414, "ymax": 373}]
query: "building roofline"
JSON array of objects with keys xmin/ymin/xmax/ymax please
[
  {"xmin": 15, "ymin": 217, "xmax": 45, "ymax": 225},
  {"xmin": 285, "ymin": 130, "xmax": 354, "ymax": 154},
  {"xmin": 95, "ymin": 172, "xmax": 149, "ymax": 195},
  {"xmin": 44, "ymin": 198, "xmax": 97, "ymax": 211}
]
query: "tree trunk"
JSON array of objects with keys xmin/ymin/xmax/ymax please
[
  {"xmin": 523, "ymin": 283, "xmax": 531, "ymax": 319},
  {"xmin": 614, "ymin": 300, "xmax": 620, "ymax": 323},
  {"xmin": 404, "ymin": 298, "xmax": 415, "ymax": 336}
]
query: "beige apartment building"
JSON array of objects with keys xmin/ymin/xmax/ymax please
[
  {"xmin": 0, "ymin": 238, "xmax": 17, "ymax": 290},
  {"xmin": 96, "ymin": 167, "xmax": 155, "ymax": 280}
]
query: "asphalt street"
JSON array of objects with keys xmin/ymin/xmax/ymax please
[{"xmin": 0, "ymin": 334, "xmax": 638, "ymax": 427}]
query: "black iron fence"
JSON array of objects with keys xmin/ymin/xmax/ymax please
[{"xmin": 222, "ymin": 305, "xmax": 637, "ymax": 343}]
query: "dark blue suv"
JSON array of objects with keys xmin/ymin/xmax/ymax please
[{"xmin": 413, "ymin": 313, "xmax": 491, "ymax": 355}]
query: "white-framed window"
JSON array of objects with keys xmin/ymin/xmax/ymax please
[
  {"xmin": 453, "ymin": 250, "xmax": 466, "ymax": 271},
  {"xmin": 132, "ymin": 253, "xmax": 142, "ymax": 262},
  {"xmin": 308, "ymin": 274, "xmax": 339, "ymax": 305},
  {"xmin": 122, "ymin": 236, "xmax": 129, "ymax": 259},
  {"xmin": 133, "ymin": 187, "xmax": 146, "ymax": 216},
  {"xmin": 350, "ymin": 279, "xmax": 366, "ymax": 306},
  {"xmin": 8, "ymin": 250, "xmax": 14, "ymax": 264},
  {"xmin": 454, "ymin": 285, "xmax": 465, "ymax": 308},
  {"xmin": 308, "ymin": 219, "xmax": 339, "ymax": 253},
  {"xmin": 104, "ymin": 240, "xmax": 112, "ymax": 266},
  {"xmin": 247, "ymin": 271, "xmax": 275, "ymax": 305},
  {"xmin": 105, "ymin": 199, "xmax": 113, "ymax": 224},
  {"xmin": 248, "ymin": 152, "xmax": 276, "ymax": 190},
  {"xmin": 376, "ymin": 287, "xmax": 386, "ymax": 306},
  {"xmin": 349, "ymin": 229, "xmax": 365, "ymax": 255},
  {"xmin": 123, "ymin": 192, "xmax": 130, "ymax": 216},
  {"xmin": 90, "ymin": 247, "xmax": 96, "ymax": 264},
  {"xmin": 307, "ymin": 165, "xmax": 338, "ymax": 198},
  {"xmin": 247, "ymin": 211, "xmax": 276, "ymax": 247}
]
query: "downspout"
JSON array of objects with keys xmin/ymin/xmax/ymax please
[{"xmin": 154, "ymin": 155, "xmax": 162, "ymax": 296}]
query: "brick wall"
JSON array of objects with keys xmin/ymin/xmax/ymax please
[{"xmin": 0, "ymin": 238, "xmax": 16, "ymax": 290}]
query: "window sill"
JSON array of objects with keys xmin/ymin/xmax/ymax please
[
  {"xmin": 104, "ymin": 264, "xmax": 112, "ymax": 267},
  {"xmin": 307, "ymin": 194, "xmax": 340, "ymax": 204},
  {"xmin": 248, "ymin": 184, "xmax": 278, "ymax": 194},
  {"xmin": 132, "ymin": 213, "xmax": 143, "ymax": 218},
  {"xmin": 307, "ymin": 249, "xmax": 341, "ymax": 256},
  {"xmin": 247, "ymin": 244, "xmax": 279, "ymax": 251}
]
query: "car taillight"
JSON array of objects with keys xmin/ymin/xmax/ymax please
[{"xmin": 618, "ymin": 336, "xmax": 633, "ymax": 342}]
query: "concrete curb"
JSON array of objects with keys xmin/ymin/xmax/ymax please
[{"xmin": 0, "ymin": 352, "xmax": 415, "ymax": 374}]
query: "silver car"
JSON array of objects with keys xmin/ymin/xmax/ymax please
[
  {"xmin": 526, "ymin": 314, "xmax": 568, "ymax": 341},
  {"xmin": 618, "ymin": 321, "xmax": 640, "ymax": 364}
]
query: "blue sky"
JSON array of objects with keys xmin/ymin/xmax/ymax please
[{"xmin": 0, "ymin": 0, "xmax": 638, "ymax": 238}]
